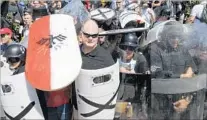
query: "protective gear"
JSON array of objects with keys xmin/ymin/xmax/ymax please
[
  {"xmin": 119, "ymin": 10, "xmax": 148, "ymax": 29},
  {"xmin": 90, "ymin": 8, "xmax": 115, "ymax": 30},
  {"xmin": 154, "ymin": 5, "xmax": 171, "ymax": 20},
  {"xmin": 160, "ymin": 6, "xmax": 171, "ymax": 17},
  {"xmin": 74, "ymin": 62, "xmax": 119, "ymax": 119},
  {"xmin": 159, "ymin": 21, "xmax": 186, "ymax": 49},
  {"xmin": 119, "ymin": 33, "xmax": 138, "ymax": 48},
  {"xmin": 150, "ymin": 22, "xmax": 205, "ymax": 120},
  {"xmin": 4, "ymin": 44, "xmax": 26, "ymax": 62},
  {"xmin": 0, "ymin": 55, "xmax": 13, "ymax": 76},
  {"xmin": 151, "ymin": 74, "xmax": 206, "ymax": 120},
  {"xmin": 1, "ymin": 73, "xmax": 44, "ymax": 119}
]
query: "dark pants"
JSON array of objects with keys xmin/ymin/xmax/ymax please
[
  {"xmin": 36, "ymin": 89, "xmax": 48, "ymax": 120},
  {"xmin": 47, "ymin": 103, "xmax": 73, "ymax": 120}
]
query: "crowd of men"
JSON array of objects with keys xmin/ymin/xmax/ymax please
[{"xmin": 1, "ymin": 0, "xmax": 207, "ymax": 120}]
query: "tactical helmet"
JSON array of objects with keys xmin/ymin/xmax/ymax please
[
  {"xmin": 119, "ymin": 33, "xmax": 139, "ymax": 48},
  {"xmin": 159, "ymin": 5, "xmax": 171, "ymax": 18},
  {"xmin": 4, "ymin": 44, "xmax": 26, "ymax": 62},
  {"xmin": 160, "ymin": 21, "xmax": 185, "ymax": 48}
]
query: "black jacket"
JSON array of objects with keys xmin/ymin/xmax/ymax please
[
  {"xmin": 150, "ymin": 41, "xmax": 197, "ymax": 78},
  {"xmin": 12, "ymin": 65, "xmax": 25, "ymax": 75}
]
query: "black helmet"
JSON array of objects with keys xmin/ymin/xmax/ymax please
[
  {"xmin": 159, "ymin": 5, "xmax": 171, "ymax": 18},
  {"xmin": 4, "ymin": 44, "xmax": 26, "ymax": 62},
  {"xmin": 160, "ymin": 21, "xmax": 185, "ymax": 48},
  {"xmin": 119, "ymin": 33, "xmax": 138, "ymax": 48}
]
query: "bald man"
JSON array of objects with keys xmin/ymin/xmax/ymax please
[
  {"xmin": 71, "ymin": 19, "xmax": 115, "ymax": 113},
  {"xmin": 79, "ymin": 19, "xmax": 115, "ymax": 69}
]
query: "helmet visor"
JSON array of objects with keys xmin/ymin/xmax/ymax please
[{"xmin": 7, "ymin": 57, "xmax": 20, "ymax": 64}]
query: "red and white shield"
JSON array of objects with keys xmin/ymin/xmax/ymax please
[{"xmin": 25, "ymin": 14, "xmax": 82, "ymax": 91}]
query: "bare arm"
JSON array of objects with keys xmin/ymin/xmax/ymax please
[{"xmin": 186, "ymin": 16, "xmax": 196, "ymax": 24}]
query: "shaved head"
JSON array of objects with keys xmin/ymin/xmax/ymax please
[
  {"xmin": 81, "ymin": 19, "xmax": 99, "ymax": 50},
  {"xmin": 82, "ymin": 19, "xmax": 99, "ymax": 34}
]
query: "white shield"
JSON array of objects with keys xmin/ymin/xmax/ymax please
[
  {"xmin": 0, "ymin": 55, "xmax": 13, "ymax": 77},
  {"xmin": 75, "ymin": 62, "xmax": 120, "ymax": 119},
  {"xmin": 119, "ymin": 10, "xmax": 149, "ymax": 28},
  {"xmin": 90, "ymin": 8, "xmax": 115, "ymax": 21},
  {"xmin": 0, "ymin": 73, "xmax": 44, "ymax": 119}
]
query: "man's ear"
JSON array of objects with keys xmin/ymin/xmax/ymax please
[{"xmin": 78, "ymin": 34, "xmax": 82, "ymax": 44}]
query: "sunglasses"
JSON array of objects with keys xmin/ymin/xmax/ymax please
[
  {"xmin": 121, "ymin": 46, "xmax": 136, "ymax": 51},
  {"xmin": 7, "ymin": 57, "xmax": 20, "ymax": 64},
  {"xmin": 82, "ymin": 31, "xmax": 99, "ymax": 38}
]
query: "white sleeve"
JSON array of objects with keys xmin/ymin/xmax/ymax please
[{"xmin": 191, "ymin": 5, "xmax": 199, "ymax": 17}]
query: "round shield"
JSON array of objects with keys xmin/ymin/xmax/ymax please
[
  {"xmin": 119, "ymin": 10, "xmax": 146, "ymax": 29},
  {"xmin": 25, "ymin": 14, "xmax": 82, "ymax": 91},
  {"xmin": 90, "ymin": 8, "xmax": 115, "ymax": 21}
]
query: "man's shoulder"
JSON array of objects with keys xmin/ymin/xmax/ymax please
[
  {"xmin": 97, "ymin": 46, "xmax": 115, "ymax": 65},
  {"xmin": 13, "ymin": 66, "xmax": 25, "ymax": 75},
  {"xmin": 134, "ymin": 52, "xmax": 147, "ymax": 62},
  {"xmin": 97, "ymin": 45, "xmax": 112, "ymax": 55},
  {"xmin": 192, "ymin": 4, "xmax": 204, "ymax": 12}
]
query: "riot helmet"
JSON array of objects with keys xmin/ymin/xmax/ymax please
[
  {"xmin": 158, "ymin": 5, "xmax": 171, "ymax": 19},
  {"xmin": 119, "ymin": 33, "xmax": 138, "ymax": 51},
  {"xmin": 4, "ymin": 44, "xmax": 26, "ymax": 68},
  {"xmin": 159, "ymin": 21, "xmax": 186, "ymax": 49}
]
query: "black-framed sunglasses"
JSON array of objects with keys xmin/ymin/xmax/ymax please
[
  {"xmin": 121, "ymin": 46, "xmax": 136, "ymax": 51},
  {"xmin": 82, "ymin": 31, "xmax": 99, "ymax": 38},
  {"xmin": 7, "ymin": 57, "xmax": 20, "ymax": 64}
]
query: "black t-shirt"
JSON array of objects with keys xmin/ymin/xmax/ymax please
[
  {"xmin": 81, "ymin": 45, "xmax": 115, "ymax": 70},
  {"xmin": 72, "ymin": 45, "xmax": 115, "ymax": 110},
  {"xmin": 12, "ymin": 65, "xmax": 25, "ymax": 75},
  {"xmin": 133, "ymin": 52, "xmax": 149, "ymax": 73}
]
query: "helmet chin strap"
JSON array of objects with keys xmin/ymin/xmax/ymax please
[{"xmin": 9, "ymin": 61, "xmax": 23, "ymax": 71}]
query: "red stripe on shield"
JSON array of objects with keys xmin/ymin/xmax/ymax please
[{"xmin": 26, "ymin": 16, "xmax": 51, "ymax": 91}]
